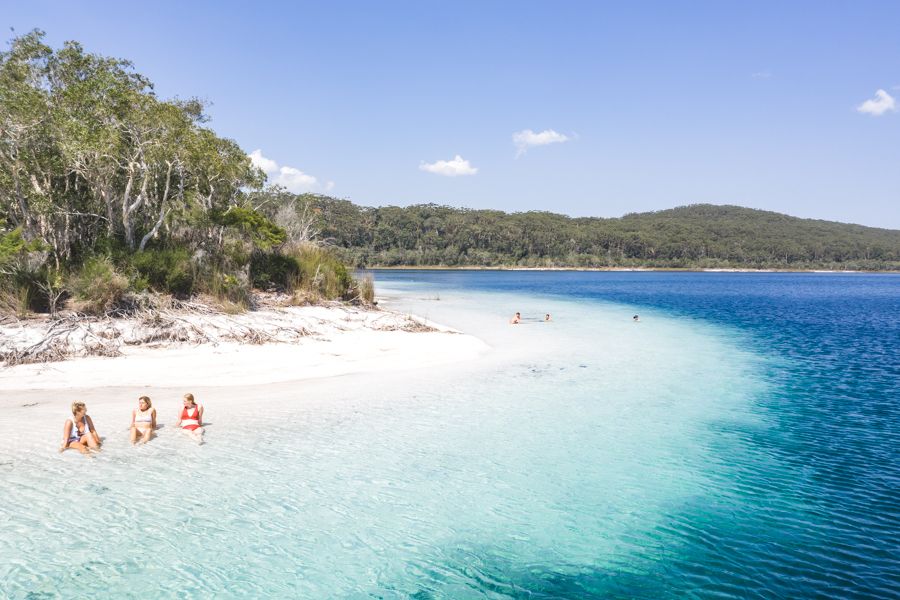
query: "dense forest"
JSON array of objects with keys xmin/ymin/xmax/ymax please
[
  {"xmin": 298, "ymin": 197, "xmax": 900, "ymax": 270},
  {"xmin": 0, "ymin": 32, "xmax": 366, "ymax": 316}
]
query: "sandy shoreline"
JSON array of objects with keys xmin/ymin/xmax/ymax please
[{"xmin": 0, "ymin": 304, "xmax": 489, "ymax": 394}]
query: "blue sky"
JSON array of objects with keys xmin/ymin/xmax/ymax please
[{"xmin": 4, "ymin": 1, "xmax": 900, "ymax": 228}]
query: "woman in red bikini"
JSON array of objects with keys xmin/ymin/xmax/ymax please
[{"xmin": 177, "ymin": 393, "xmax": 204, "ymax": 443}]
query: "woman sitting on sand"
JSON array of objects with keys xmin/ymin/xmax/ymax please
[
  {"xmin": 60, "ymin": 402, "xmax": 101, "ymax": 455},
  {"xmin": 177, "ymin": 393, "xmax": 204, "ymax": 443},
  {"xmin": 130, "ymin": 396, "xmax": 157, "ymax": 445}
]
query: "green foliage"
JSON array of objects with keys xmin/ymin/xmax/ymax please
[
  {"xmin": 203, "ymin": 269, "xmax": 251, "ymax": 313},
  {"xmin": 290, "ymin": 245, "xmax": 354, "ymax": 301},
  {"xmin": 68, "ymin": 256, "xmax": 129, "ymax": 315},
  {"xmin": 213, "ymin": 206, "xmax": 286, "ymax": 250},
  {"xmin": 0, "ymin": 32, "xmax": 369, "ymax": 315},
  {"xmin": 130, "ymin": 248, "xmax": 195, "ymax": 296},
  {"xmin": 292, "ymin": 199, "xmax": 900, "ymax": 270},
  {"xmin": 0, "ymin": 226, "xmax": 46, "ymax": 267},
  {"xmin": 250, "ymin": 253, "xmax": 300, "ymax": 289}
]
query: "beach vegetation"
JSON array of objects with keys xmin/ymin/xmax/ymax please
[
  {"xmin": 358, "ymin": 273, "xmax": 375, "ymax": 305},
  {"xmin": 0, "ymin": 31, "xmax": 369, "ymax": 315},
  {"xmin": 68, "ymin": 257, "xmax": 129, "ymax": 315}
]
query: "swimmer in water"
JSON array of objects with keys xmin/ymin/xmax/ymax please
[
  {"xmin": 510, "ymin": 312, "xmax": 521, "ymax": 324},
  {"xmin": 633, "ymin": 315, "xmax": 640, "ymax": 322}
]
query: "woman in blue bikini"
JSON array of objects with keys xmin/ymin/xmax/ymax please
[{"xmin": 60, "ymin": 402, "xmax": 101, "ymax": 455}]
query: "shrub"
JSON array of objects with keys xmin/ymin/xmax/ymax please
[
  {"xmin": 131, "ymin": 248, "xmax": 195, "ymax": 296},
  {"xmin": 250, "ymin": 252, "xmax": 300, "ymax": 289},
  {"xmin": 203, "ymin": 269, "xmax": 251, "ymax": 313},
  {"xmin": 68, "ymin": 257, "xmax": 129, "ymax": 315},
  {"xmin": 212, "ymin": 206, "xmax": 286, "ymax": 250},
  {"xmin": 357, "ymin": 273, "xmax": 375, "ymax": 305},
  {"xmin": 0, "ymin": 283, "xmax": 33, "ymax": 317},
  {"xmin": 290, "ymin": 245, "xmax": 353, "ymax": 300}
]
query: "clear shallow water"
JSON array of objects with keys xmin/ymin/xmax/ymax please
[{"xmin": 1, "ymin": 271, "xmax": 898, "ymax": 598}]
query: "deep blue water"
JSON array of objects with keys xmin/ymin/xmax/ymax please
[{"xmin": 375, "ymin": 270, "xmax": 900, "ymax": 599}]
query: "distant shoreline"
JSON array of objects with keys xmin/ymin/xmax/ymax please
[{"xmin": 365, "ymin": 266, "xmax": 900, "ymax": 274}]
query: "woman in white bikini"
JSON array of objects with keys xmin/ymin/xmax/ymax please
[
  {"xmin": 177, "ymin": 393, "xmax": 204, "ymax": 443},
  {"xmin": 130, "ymin": 396, "xmax": 157, "ymax": 445},
  {"xmin": 60, "ymin": 402, "xmax": 101, "ymax": 455}
]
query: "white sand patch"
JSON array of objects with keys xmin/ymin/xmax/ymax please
[{"xmin": 0, "ymin": 305, "xmax": 489, "ymax": 392}]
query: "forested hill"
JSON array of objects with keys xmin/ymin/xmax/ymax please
[{"xmin": 299, "ymin": 198, "xmax": 900, "ymax": 270}]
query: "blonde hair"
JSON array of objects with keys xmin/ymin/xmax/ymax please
[
  {"xmin": 183, "ymin": 393, "xmax": 195, "ymax": 405},
  {"xmin": 138, "ymin": 396, "xmax": 152, "ymax": 408},
  {"xmin": 71, "ymin": 402, "xmax": 86, "ymax": 415}
]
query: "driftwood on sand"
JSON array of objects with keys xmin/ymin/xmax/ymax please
[{"xmin": 0, "ymin": 297, "xmax": 444, "ymax": 367}]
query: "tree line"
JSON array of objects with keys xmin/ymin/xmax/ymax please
[
  {"xmin": 296, "ymin": 197, "xmax": 900, "ymax": 270},
  {"xmin": 0, "ymin": 31, "xmax": 364, "ymax": 315}
]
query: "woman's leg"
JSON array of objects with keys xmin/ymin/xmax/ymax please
[
  {"xmin": 139, "ymin": 428, "xmax": 153, "ymax": 444},
  {"xmin": 191, "ymin": 427, "xmax": 204, "ymax": 443},
  {"xmin": 83, "ymin": 433, "xmax": 100, "ymax": 451},
  {"xmin": 66, "ymin": 441, "xmax": 89, "ymax": 455},
  {"xmin": 130, "ymin": 426, "xmax": 139, "ymax": 445}
]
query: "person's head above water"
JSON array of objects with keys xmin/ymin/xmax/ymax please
[
  {"xmin": 633, "ymin": 315, "xmax": 640, "ymax": 321},
  {"xmin": 545, "ymin": 313, "xmax": 551, "ymax": 321}
]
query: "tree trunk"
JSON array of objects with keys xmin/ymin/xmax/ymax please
[{"xmin": 138, "ymin": 161, "xmax": 173, "ymax": 251}]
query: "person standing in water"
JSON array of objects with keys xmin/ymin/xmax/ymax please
[
  {"xmin": 545, "ymin": 313, "xmax": 552, "ymax": 322},
  {"xmin": 130, "ymin": 396, "xmax": 157, "ymax": 445},
  {"xmin": 177, "ymin": 393, "xmax": 204, "ymax": 443},
  {"xmin": 60, "ymin": 402, "xmax": 101, "ymax": 455}
]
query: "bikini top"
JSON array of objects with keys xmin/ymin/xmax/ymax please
[
  {"xmin": 181, "ymin": 405, "xmax": 201, "ymax": 426},
  {"xmin": 68, "ymin": 416, "xmax": 90, "ymax": 439}
]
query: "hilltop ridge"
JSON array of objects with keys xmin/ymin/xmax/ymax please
[{"xmin": 289, "ymin": 198, "xmax": 900, "ymax": 270}]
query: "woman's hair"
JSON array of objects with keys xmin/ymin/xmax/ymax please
[
  {"xmin": 139, "ymin": 396, "xmax": 151, "ymax": 408},
  {"xmin": 71, "ymin": 402, "xmax": 86, "ymax": 415},
  {"xmin": 183, "ymin": 393, "xmax": 195, "ymax": 405}
]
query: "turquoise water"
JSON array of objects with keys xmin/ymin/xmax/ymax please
[{"xmin": 1, "ymin": 272, "xmax": 897, "ymax": 598}]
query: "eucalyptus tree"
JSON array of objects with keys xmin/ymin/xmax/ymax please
[{"xmin": 0, "ymin": 30, "xmax": 263, "ymax": 267}]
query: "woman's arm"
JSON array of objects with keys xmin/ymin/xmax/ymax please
[
  {"xmin": 151, "ymin": 408, "xmax": 157, "ymax": 429},
  {"xmin": 86, "ymin": 415, "xmax": 99, "ymax": 438},
  {"xmin": 61, "ymin": 420, "xmax": 72, "ymax": 450},
  {"xmin": 197, "ymin": 405, "xmax": 204, "ymax": 426}
]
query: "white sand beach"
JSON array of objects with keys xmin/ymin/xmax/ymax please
[{"xmin": 0, "ymin": 304, "xmax": 489, "ymax": 395}]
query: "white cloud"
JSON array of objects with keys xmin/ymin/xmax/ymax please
[
  {"xmin": 248, "ymin": 149, "xmax": 278, "ymax": 173},
  {"xmin": 419, "ymin": 155, "xmax": 478, "ymax": 177},
  {"xmin": 248, "ymin": 149, "xmax": 333, "ymax": 193},
  {"xmin": 512, "ymin": 129, "xmax": 570, "ymax": 157},
  {"xmin": 856, "ymin": 89, "xmax": 897, "ymax": 116}
]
